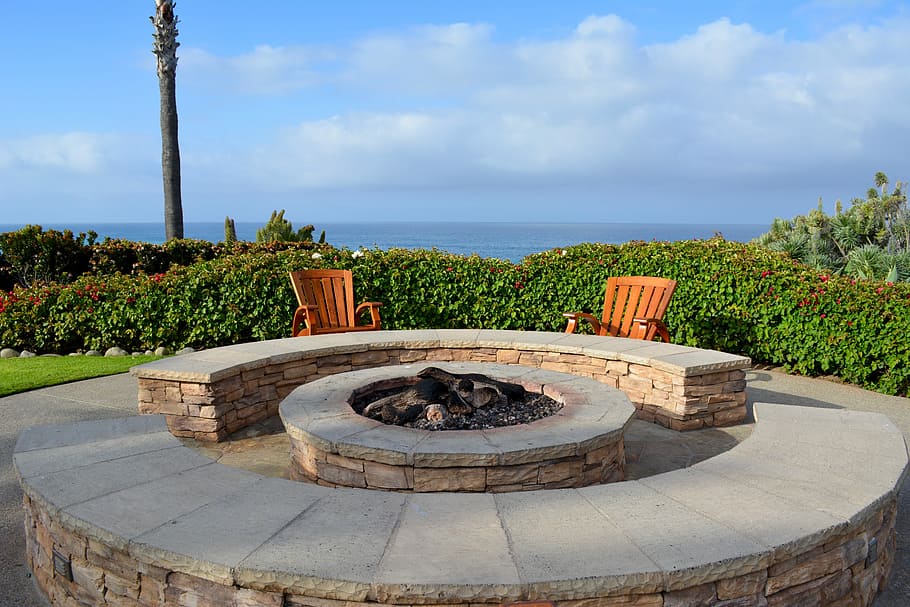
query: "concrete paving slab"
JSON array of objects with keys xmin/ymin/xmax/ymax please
[
  {"xmin": 297, "ymin": 411, "xmax": 382, "ymax": 453},
  {"xmin": 375, "ymin": 492, "xmax": 521, "ymax": 601},
  {"xmin": 481, "ymin": 425, "xmax": 579, "ymax": 464},
  {"xmin": 750, "ymin": 404, "xmax": 909, "ymax": 460},
  {"xmin": 130, "ymin": 356, "xmax": 239, "ymax": 382},
  {"xmin": 335, "ymin": 424, "xmax": 430, "ymax": 466},
  {"xmin": 578, "ymin": 335, "xmax": 667, "ymax": 356},
  {"xmin": 639, "ymin": 467, "xmax": 851, "ymax": 562},
  {"xmin": 236, "ymin": 488, "xmax": 406, "ymax": 600},
  {"xmin": 131, "ymin": 477, "xmax": 323, "ymax": 585},
  {"xmin": 474, "ymin": 330, "xmax": 571, "ymax": 349},
  {"xmin": 434, "ymin": 328, "xmax": 483, "ymax": 344},
  {"xmin": 14, "ymin": 429, "xmax": 179, "ymax": 478},
  {"xmin": 366, "ymin": 329, "xmax": 444, "ymax": 349},
  {"xmin": 24, "ymin": 446, "xmax": 212, "ymax": 511},
  {"xmin": 13, "ymin": 414, "xmax": 167, "ymax": 452},
  {"xmin": 580, "ymin": 481, "xmax": 771, "ymax": 591},
  {"xmin": 494, "ymin": 488, "xmax": 663, "ymax": 598},
  {"xmin": 410, "ymin": 430, "xmax": 501, "ymax": 466},
  {"xmin": 732, "ymin": 434, "xmax": 908, "ymax": 495},
  {"xmin": 647, "ymin": 349, "xmax": 751, "ymax": 376},
  {"xmin": 619, "ymin": 343, "xmax": 701, "ymax": 366},
  {"xmin": 63, "ymin": 462, "xmax": 262, "ymax": 551},
  {"xmin": 696, "ymin": 451, "xmax": 896, "ymax": 524}
]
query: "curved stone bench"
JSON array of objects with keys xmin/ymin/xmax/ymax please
[
  {"xmin": 132, "ymin": 330, "xmax": 752, "ymax": 441},
  {"xmin": 14, "ymin": 403, "xmax": 908, "ymax": 606}
]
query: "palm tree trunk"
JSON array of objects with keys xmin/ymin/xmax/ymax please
[{"xmin": 152, "ymin": 0, "xmax": 184, "ymax": 240}]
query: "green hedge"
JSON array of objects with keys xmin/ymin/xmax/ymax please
[
  {"xmin": 2, "ymin": 239, "xmax": 909, "ymax": 395},
  {"xmin": 0, "ymin": 225, "xmax": 320, "ymax": 287}
]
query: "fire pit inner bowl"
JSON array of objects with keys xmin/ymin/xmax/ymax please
[
  {"xmin": 280, "ymin": 362, "xmax": 636, "ymax": 492},
  {"xmin": 349, "ymin": 366, "xmax": 564, "ymax": 430}
]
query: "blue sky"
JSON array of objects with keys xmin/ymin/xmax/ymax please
[{"xmin": 2, "ymin": 1, "xmax": 908, "ymax": 225}]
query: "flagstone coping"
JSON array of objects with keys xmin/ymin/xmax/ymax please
[{"xmin": 14, "ymin": 402, "xmax": 908, "ymax": 604}]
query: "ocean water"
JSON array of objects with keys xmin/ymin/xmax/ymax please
[{"xmin": 0, "ymin": 222, "xmax": 767, "ymax": 262}]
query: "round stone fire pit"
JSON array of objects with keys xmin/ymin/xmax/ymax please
[{"xmin": 280, "ymin": 362, "xmax": 635, "ymax": 492}]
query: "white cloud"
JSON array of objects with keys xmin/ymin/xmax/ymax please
[
  {"xmin": 180, "ymin": 44, "xmax": 334, "ymax": 94},
  {"xmin": 195, "ymin": 13, "xmax": 906, "ymax": 202},
  {"xmin": 10, "ymin": 12, "xmax": 910, "ymax": 223},
  {"xmin": 0, "ymin": 133, "xmax": 119, "ymax": 173}
]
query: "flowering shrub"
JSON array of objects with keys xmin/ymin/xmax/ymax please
[{"xmin": 2, "ymin": 239, "xmax": 910, "ymax": 395}]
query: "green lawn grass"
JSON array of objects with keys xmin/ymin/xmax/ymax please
[{"xmin": 0, "ymin": 355, "xmax": 162, "ymax": 397}]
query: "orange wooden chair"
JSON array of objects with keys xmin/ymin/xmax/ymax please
[
  {"xmin": 289, "ymin": 269, "xmax": 382, "ymax": 337},
  {"xmin": 563, "ymin": 276, "xmax": 677, "ymax": 342}
]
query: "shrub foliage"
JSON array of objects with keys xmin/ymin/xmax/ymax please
[
  {"xmin": 755, "ymin": 172, "xmax": 910, "ymax": 281},
  {"xmin": 1, "ymin": 239, "xmax": 909, "ymax": 395}
]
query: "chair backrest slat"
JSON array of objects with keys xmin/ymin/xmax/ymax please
[
  {"xmin": 601, "ymin": 276, "xmax": 676, "ymax": 338},
  {"xmin": 290, "ymin": 269, "xmax": 356, "ymax": 331}
]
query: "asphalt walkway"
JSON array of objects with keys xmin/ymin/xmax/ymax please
[{"xmin": 1, "ymin": 370, "xmax": 907, "ymax": 606}]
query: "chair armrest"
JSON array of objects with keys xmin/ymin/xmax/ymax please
[
  {"xmin": 563, "ymin": 312, "xmax": 602, "ymax": 335},
  {"xmin": 292, "ymin": 305, "xmax": 318, "ymax": 337},
  {"xmin": 632, "ymin": 317, "xmax": 671, "ymax": 342},
  {"xmin": 355, "ymin": 302, "xmax": 382, "ymax": 330}
]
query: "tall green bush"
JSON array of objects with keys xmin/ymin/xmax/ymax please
[
  {"xmin": 0, "ymin": 225, "xmax": 321, "ymax": 285},
  {"xmin": 0, "ymin": 225, "xmax": 96, "ymax": 287},
  {"xmin": 2, "ymin": 240, "xmax": 910, "ymax": 395}
]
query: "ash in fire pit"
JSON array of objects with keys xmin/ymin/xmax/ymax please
[{"xmin": 350, "ymin": 367, "xmax": 563, "ymax": 430}]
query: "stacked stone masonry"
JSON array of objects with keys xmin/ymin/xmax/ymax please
[
  {"xmin": 20, "ymin": 493, "xmax": 898, "ymax": 607},
  {"xmin": 134, "ymin": 331, "xmax": 751, "ymax": 442},
  {"xmin": 16, "ymin": 401, "xmax": 905, "ymax": 607},
  {"xmin": 290, "ymin": 438, "xmax": 626, "ymax": 492}
]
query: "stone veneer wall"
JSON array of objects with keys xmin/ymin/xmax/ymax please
[
  {"xmin": 290, "ymin": 437, "xmax": 626, "ymax": 492},
  {"xmin": 138, "ymin": 346, "xmax": 748, "ymax": 442},
  {"xmin": 22, "ymin": 491, "xmax": 897, "ymax": 607}
]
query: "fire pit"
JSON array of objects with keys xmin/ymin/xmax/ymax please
[{"xmin": 280, "ymin": 362, "xmax": 635, "ymax": 492}]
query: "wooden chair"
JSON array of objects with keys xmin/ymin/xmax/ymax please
[
  {"xmin": 289, "ymin": 269, "xmax": 382, "ymax": 337},
  {"xmin": 563, "ymin": 276, "xmax": 677, "ymax": 342}
]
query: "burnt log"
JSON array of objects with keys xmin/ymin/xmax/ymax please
[
  {"xmin": 360, "ymin": 368, "xmax": 529, "ymax": 426},
  {"xmin": 417, "ymin": 367, "xmax": 526, "ymax": 403}
]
